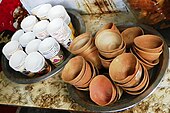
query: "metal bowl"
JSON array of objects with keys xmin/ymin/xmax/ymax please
[
  {"xmin": 1, "ymin": 9, "xmax": 86, "ymax": 84},
  {"xmin": 67, "ymin": 23, "xmax": 169, "ymax": 112}
]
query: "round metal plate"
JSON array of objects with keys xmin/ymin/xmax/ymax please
[
  {"xmin": 1, "ymin": 9, "xmax": 86, "ymax": 84},
  {"xmin": 67, "ymin": 23, "xmax": 169, "ymax": 112}
]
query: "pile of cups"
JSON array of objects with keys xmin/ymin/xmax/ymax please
[
  {"xmin": 61, "ymin": 56, "xmax": 99, "ymax": 91},
  {"xmin": 109, "ymin": 53, "xmax": 150, "ymax": 95},
  {"xmin": 121, "ymin": 26, "xmax": 144, "ymax": 48},
  {"xmin": 69, "ymin": 32, "xmax": 102, "ymax": 69},
  {"xmin": 61, "ymin": 56, "xmax": 123, "ymax": 106},
  {"xmin": 2, "ymin": 4, "xmax": 76, "ymax": 77},
  {"xmin": 60, "ymin": 22, "xmax": 165, "ymax": 106},
  {"xmin": 23, "ymin": 3, "xmax": 75, "ymax": 49},
  {"xmin": 131, "ymin": 35, "xmax": 164, "ymax": 70},
  {"xmin": 95, "ymin": 23, "xmax": 126, "ymax": 69}
]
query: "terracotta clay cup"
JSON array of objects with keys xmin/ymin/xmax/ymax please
[
  {"xmin": 133, "ymin": 45, "xmax": 162, "ymax": 62},
  {"xmin": 124, "ymin": 64, "xmax": 149, "ymax": 92},
  {"xmin": 113, "ymin": 57, "xmax": 140, "ymax": 84},
  {"xmin": 69, "ymin": 32, "xmax": 92, "ymax": 55},
  {"xmin": 121, "ymin": 27, "xmax": 144, "ymax": 48},
  {"xmin": 130, "ymin": 47, "xmax": 159, "ymax": 70},
  {"xmin": 111, "ymin": 23, "xmax": 121, "ymax": 34},
  {"xmin": 95, "ymin": 23, "xmax": 120, "ymax": 37},
  {"xmin": 69, "ymin": 33, "xmax": 101, "ymax": 69},
  {"xmin": 79, "ymin": 38, "xmax": 96, "ymax": 58},
  {"xmin": 98, "ymin": 53, "xmax": 113, "ymax": 69},
  {"xmin": 134, "ymin": 34, "xmax": 164, "ymax": 53},
  {"xmin": 95, "ymin": 29, "xmax": 123, "ymax": 53},
  {"xmin": 99, "ymin": 41, "xmax": 126, "ymax": 59},
  {"xmin": 73, "ymin": 61, "xmax": 92, "ymax": 87},
  {"xmin": 115, "ymin": 85, "xmax": 123, "ymax": 101},
  {"xmin": 61, "ymin": 56, "xmax": 86, "ymax": 85},
  {"xmin": 95, "ymin": 23, "xmax": 113, "ymax": 37},
  {"xmin": 75, "ymin": 86, "xmax": 89, "ymax": 91},
  {"xmin": 75, "ymin": 61, "xmax": 98, "ymax": 90},
  {"xmin": 109, "ymin": 53, "xmax": 138, "ymax": 82},
  {"xmin": 85, "ymin": 48, "xmax": 102, "ymax": 69},
  {"xmin": 118, "ymin": 63, "xmax": 143, "ymax": 88},
  {"xmin": 89, "ymin": 75, "xmax": 117, "ymax": 106},
  {"xmin": 79, "ymin": 38, "xmax": 102, "ymax": 69},
  {"xmin": 125, "ymin": 64, "xmax": 150, "ymax": 95}
]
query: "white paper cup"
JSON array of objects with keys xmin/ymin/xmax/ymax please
[
  {"xmin": 33, "ymin": 20, "xmax": 49, "ymax": 40},
  {"xmin": 25, "ymin": 52, "xmax": 46, "ymax": 73},
  {"xmin": 48, "ymin": 5, "xmax": 75, "ymax": 36},
  {"xmin": 21, "ymin": 15, "xmax": 38, "ymax": 32},
  {"xmin": 31, "ymin": 4, "xmax": 43, "ymax": 15},
  {"xmin": 11, "ymin": 29, "xmax": 24, "ymax": 41},
  {"xmin": 19, "ymin": 32, "xmax": 36, "ymax": 47},
  {"xmin": 9, "ymin": 50, "xmax": 27, "ymax": 72},
  {"xmin": 25, "ymin": 39, "xmax": 41, "ymax": 54},
  {"xmin": 38, "ymin": 37, "xmax": 61, "ymax": 59},
  {"xmin": 38, "ymin": 37, "xmax": 64, "ymax": 66},
  {"xmin": 2, "ymin": 41, "xmax": 23, "ymax": 60},
  {"xmin": 48, "ymin": 5, "xmax": 70, "ymax": 25},
  {"xmin": 31, "ymin": 4, "xmax": 52, "ymax": 20},
  {"xmin": 47, "ymin": 18, "xmax": 73, "ymax": 49}
]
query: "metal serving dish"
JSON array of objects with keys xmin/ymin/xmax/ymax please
[
  {"xmin": 1, "ymin": 9, "xmax": 86, "ymax": 84},
  {"xmin": 67, "ymin": 23, "xmax": 169, "ymax": 112}
]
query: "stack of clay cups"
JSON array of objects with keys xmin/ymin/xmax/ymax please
[
  {"xmin": 89, "ymin": 75, "xmax": 123, "ymax": 106},
  {"xmin": 121, "ymin": 27, "xmax": 144, "ymax": 48},
  {"xmin": 131, "ymin": 35, "xmax": 164, "ymax": 70},
  {"xmin": 109, "ymin": 53, "xmax": 150, "ymax": 95},
  {"xmin": 95, "ymin": 23, "xmax": 126, "ymax": 69},
  {"xmin": 95, "ymin": 23, "xmax": 120, "ymax": 37},
  {"xmin": 69, "ymin": 32, "xmax": 102, "ymax": 69},
  {"xmin": 61, "ymin": 56, "xmax": 99, "ymax": 91}
]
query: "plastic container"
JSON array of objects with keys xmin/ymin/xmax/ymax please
[{"xmin": 38, "ymin": 37, "xmax": 64, "ymax": 67}]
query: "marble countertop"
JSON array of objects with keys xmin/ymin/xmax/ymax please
[{"xmin": 0, "ymin": 12, "xmax": 170, "ymax": 113}]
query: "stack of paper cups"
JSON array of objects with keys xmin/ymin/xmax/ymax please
[
  {"xmin": 2, "ymin": 41, "xmax": 23, "ymax": 60},
  {"xmin": 33, "ymin": 20, "xmax": 49, "ymax": 40},
  {"xmin": 9, "ymin": 50, "xmax": 29, "ymax": 75},
  {"xmin": 38, "ymin": 37, "xmax": 64, "ymax": 66},
  {"xmin": 25, "ymin": 39, "xmax": 42, "ymax": 54},
  {"xmin": 31, "ymin": 4, "xmax": 52, "ymax": 20},
  {"xmin": 21, "ymin": 15, "xmax": 38, "ymax": 32},
  {"xmin": 48, "ymin": 5, "xmax": 75, "ymax": 36},
  {"xmin": 11, "ymin": 29, "xmax": 24, "ymax": 41},
  {"xmin": 47, "ymin": 18, "xmax": 74, "ymax": 49},
  {"xmin": 25, "ymin": 52, "xmax": 51, "ymax": 74},
  {"xmin": 19, "ymin": 32, "xmax": 36, "ymax": 47}
]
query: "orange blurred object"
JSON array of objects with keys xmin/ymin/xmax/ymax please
[{"xmin": 126, "ymin": 0, "xmax": 170, "ymax": 28}]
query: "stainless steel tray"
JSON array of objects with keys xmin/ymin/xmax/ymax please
[
  {"xmin": 67, "ymin": 23, "xmax": 169, "ymax": 112},
  {"xmin": 1, "ymin": 9, "xmax": 86, "ymax": 84}
]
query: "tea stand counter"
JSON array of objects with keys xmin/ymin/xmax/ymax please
[{"xmin": 0, "ymin": 13, "xmax": 170, "ymax": 113}]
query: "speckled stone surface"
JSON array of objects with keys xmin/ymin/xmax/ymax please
[{"xmin": 0, "ymin": 12, "xmax": 170, "ymax": 113}]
